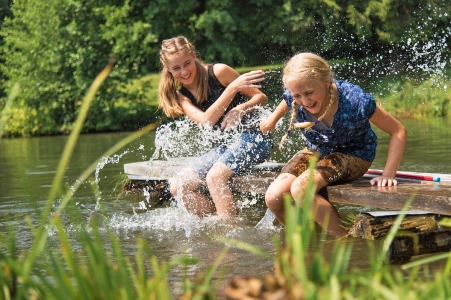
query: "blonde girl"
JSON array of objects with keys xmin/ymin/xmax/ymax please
[
  {"xmin": 158, "ymin": 36, "xmax": 272, "ymax": 218},
  {"xmin": 260, "ymin": 52, "xmax": 406, "ymax": 235}
]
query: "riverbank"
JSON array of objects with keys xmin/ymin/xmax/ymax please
[
  {"xmin": 2, "ymin": 61, "xmax": 450, "ymax": 137},
  {"xmin": 138, "ymin": 63, "xmax": 451, "ymax": 120}
]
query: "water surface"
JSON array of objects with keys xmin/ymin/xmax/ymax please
[{"xmin": 1, "ymin": 117, "xmax": 450, "ymax": 294}]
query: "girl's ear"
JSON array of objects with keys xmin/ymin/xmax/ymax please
[
  {"xmin": 193, "ymin": 51, "xmax": 197, "ymax": 59},
  {"xmin": 325, "ymin": 79, "xmax": 331, "ymax": 89}
]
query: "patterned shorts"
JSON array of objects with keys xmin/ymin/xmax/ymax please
[{"xmin": 280, "ymin": 148, "xmax": 372, "ymax": 184}]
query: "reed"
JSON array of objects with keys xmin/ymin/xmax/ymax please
[
  {"xmin": 0, "ymin": 82, "xmax": 19, "ymax": 140},
  {"xmin": 223, "ymin": 158, "xmax": 451, "ymax": 299},
  {"xmin": 0, "ymin": 59, "xmax": 202, "ymax": 299}
]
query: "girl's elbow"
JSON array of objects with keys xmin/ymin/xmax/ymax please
[
  {"xmin": 199, "ymin": 119, "xmax": 214, "ymax": 127},
  {"xmin": 400, "ymin": 125, "xmax": 407, "ymax": 140},
  {"xmin": 252, "ymin": 92, "xmax": 267, "ymax": 106}
]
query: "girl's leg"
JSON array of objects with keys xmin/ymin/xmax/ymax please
[
  {"xmin": 265, "ymin": 173, "xmax": 297, "ymax": 224},
  {"xmin": 207, "ymin": 132, "xmax": 272, "ymax": 218},
  {"xmin": 290, "ymin": 170, "xmax": 347, "ymax": 236},
  {"xmin": 171, "ymin": 168, "xmax": 216, "ymax": 217},
  {"xmin": 265, "ymin": 149, "xmax": 312, "ymax": 224},
  {"xmin": 206, "ymin": 162, "xmax": 235, "ymax": 217}
]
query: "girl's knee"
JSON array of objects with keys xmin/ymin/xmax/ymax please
[
  {"xmin": 265, "ymin": 173, "xmax": 296, "ymax": 210},
  {"xmin": 175, "ymin": 168, "xmax": 202, "ymax": 192},
  {"xmin": 265, "ymin": 186, "xmax": 286, "ymax": 212},
  {"xmin": 206, "ymin": 163, "xmax": 232, "ymax": 187},
  {"xmin": 169, "ymin": 178, "xmax": 177, "ymax": 196}
]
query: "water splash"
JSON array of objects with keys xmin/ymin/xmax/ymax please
[
  {"xmin": 151, "ymin": 107, "xmax": 273, "ymax": 161},
  {"xmin": 328, "ymin": 14, "xmax": 449, "ymax": 97},
  {"xmin": 108, "ymin": 206, "xmax": 279, "ymax": 241}
]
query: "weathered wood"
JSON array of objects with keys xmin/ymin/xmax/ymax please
[
  {"xmin": 123, "ymin": 159, "xmax": 451, "ymax": 216},
  {"xmin": 321, "ymin": 179, "xmax": 451, "ymax": 216},
  {"xmin": 387, "ymin": 231, "xmax": 451, "ymax": 263},
  {"xmin": 347, "ymin": 212, "xmax": 451, "ymax": 263},
  {"xmin": 347, "ymin": 212, "xmax": 449, "ymax": 240}
]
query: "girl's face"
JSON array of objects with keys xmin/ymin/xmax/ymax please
[
  {"xmin": 286, "ymin": 79, "xmax": 330, "ymax": 116},
  {"xmin": 166, "ymin": 52, "xmax": 197, "ymax": 86}
]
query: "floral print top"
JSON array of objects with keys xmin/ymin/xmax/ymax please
[{"xmin": 283, "ymin": 79, "xmax": 378, "ymax": 162}]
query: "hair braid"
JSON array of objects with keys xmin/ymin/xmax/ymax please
[
  {"xmin": 279, "ymin": 85, "xmax": 335, "ymax": 149},
  {"xmin": 278, "ymin": 101, "xmax": 299, "ymax": 150}
]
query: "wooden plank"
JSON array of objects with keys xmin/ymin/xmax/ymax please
[
  {"xmin": 123, "ymin": 160, "xmax": 451, "ymax": 216},
  {"xmin": 324, "ymin": 179, "xmax": 451, "ymax": 216},
  {"xmin": 124, "ymin": 160, "xmax": 451, "ymax": 183}
]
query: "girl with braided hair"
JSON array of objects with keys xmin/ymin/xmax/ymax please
[
  {"xmin": 158, "ymin": 36, "xmax": 272, "ymax": 218},
  {"xmin": 260, "ymin": 52, "xmax": 406, "ymax": 235}
]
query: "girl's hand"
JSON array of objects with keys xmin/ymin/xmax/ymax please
[
  {"xmin": 370, "ymin": 175, "xmax": 398, "ymax": 187},
  {"xmin": 260, "ymin": 118, "xmax": 276, "ymax": 134},
  {"xmin": 220, "ymin": 107, "xmax": 242, "ymax": 130},
  {"xmin": 226, "ymin": 70, "xmax": 265, "ymax": 94}
]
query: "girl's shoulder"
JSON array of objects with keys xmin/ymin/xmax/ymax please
[
  {"xmin": 212, "ymin": 63, "xmax": 239, "ymax": 77},
  {"xmin": 282, "ymin": 88, "xmax": 293, "ymax": 102},
  {"xmin": 335, "ymin": 79, "xmax": 376, "ymax": 118},
  {"xmin": 336, "ymin": 79, "xmax": 374, "ymax": 102},
  {"xmin": 211, "ymin": 63, "xmax": 230, "ymax": 72},
  {"xmin": 335, "ymin": 79, "xmax": 367, "ymax": 96},
  {"xmin": 212, "ymin": 63, "xmax": 240, "ymax": 86}
]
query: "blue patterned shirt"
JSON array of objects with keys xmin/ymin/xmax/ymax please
[{"xmin": 283, "ymin": 79, "xmax": 378, "ymax": 162}]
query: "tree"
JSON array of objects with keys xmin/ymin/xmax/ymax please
[{"xmin": 0, "ymin": 0, "xmax": 449, "ymax": 136}]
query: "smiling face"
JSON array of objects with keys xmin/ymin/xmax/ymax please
[
  {"xmin": 286, "ymin": 78, "xmax": 330, "ymax": 116},
  {"xmin": 166, "ymin": 52, "xmax": 198, "ymax": 86}
]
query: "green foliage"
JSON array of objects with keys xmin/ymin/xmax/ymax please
[
  {"xmin": 0, "ymin": 0, "xmax": 166, "ymax": 136},
  {"xmin": 0, "ymin": 0, "xmax": 450, "ymax": 136},
  {"xmin": 379, "ymin": 77, "xmax": 451, "ymax": 118}
]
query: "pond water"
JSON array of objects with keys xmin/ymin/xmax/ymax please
[{"xmin": 1, "ymin": 116, "xmax": 451, "ymax": 295}]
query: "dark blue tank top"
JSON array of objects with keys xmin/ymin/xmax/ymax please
[{"xmin": 179, "ymin": 64, "xmax": 259, "ymax": 132}]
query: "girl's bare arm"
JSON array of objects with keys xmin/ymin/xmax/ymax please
[
  {"xmin": 260, "ymin": 101, "xmax": 290, "ymax": 134},
  {"xmin": 180, "ymin": 64, "xmax": 265, "ymax": 128},
  {"xmin": 369, "ymin": 106, "xmax": 407, "ymax": 186}
]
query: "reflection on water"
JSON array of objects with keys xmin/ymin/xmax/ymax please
[
  {"xmin": 372, "ymin": 117, "xmax": 451, "ymax": 174},
  {"xmin": 0, "ymin": 117, "xmax": 450, "ymax": 292}
]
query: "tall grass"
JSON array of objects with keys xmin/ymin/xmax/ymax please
[
  {"xmin": 0, "ymin": 59, "xmax": 216, "ymax": 299},
  {"xmin": 221, "ymin": 158, "xmax": 451, "ymax": 299}
]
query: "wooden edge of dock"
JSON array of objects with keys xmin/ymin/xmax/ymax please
[{"xmin": 122, "ymin": 160, "xmax": 451, "ymax": 215}]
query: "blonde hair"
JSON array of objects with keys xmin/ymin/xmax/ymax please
[
  {"xmin": 279, "ymin": 52, "xmax": 336, "ymax": 150},
  {"xmin": 158, "ymin": 36, "xmax": 209, "ymax": 118}
]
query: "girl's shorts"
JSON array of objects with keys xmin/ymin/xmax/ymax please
[
  {"xmin": 281, "ymin": 148, "xmax": 372, "ymax": 184},
  {"xmin": 189, "ymin": 132, "xmax": 272, "ymax": 179}
]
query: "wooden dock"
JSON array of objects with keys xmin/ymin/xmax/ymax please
[
  {"xmin": 123, "ymin": 158, "xmax": 451, "ymax": 262},
  {"xmin": 123, "ymin": 158, "xmax": 451, "ymax": 216}
]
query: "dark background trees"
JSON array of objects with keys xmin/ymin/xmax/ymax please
[{"xmin": 0, "ymin": 0, "xmax": 450, "ymax": 136}]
